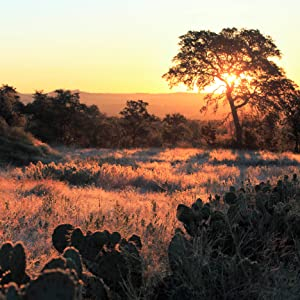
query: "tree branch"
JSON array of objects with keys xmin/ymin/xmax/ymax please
[{"xmin": 234, "ymin": 98, "xmax": 250, "ymax": 109}]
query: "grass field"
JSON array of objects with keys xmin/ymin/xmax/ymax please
[{"xmin": 1, "ymin": 147, "xmax": 300, "ymax": 281}]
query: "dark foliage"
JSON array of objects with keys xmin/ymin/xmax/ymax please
[
  {"xmin": 1, "ymin": 83, "xmax": 300, "ymax": 155},
  {"xmin": 0, "ymin": 85, "xmax": 25, "ymax": 128},
  {"xmin": 25, "ymin": 90, "xmax": 109, "ymax": 147},
  {"xmin": 0, "ymin": 225, "xmax": 143, "ymax": 299},
  {"xmin": 162, "ymin": 174, "xmax": 300, "ymax": 299}
]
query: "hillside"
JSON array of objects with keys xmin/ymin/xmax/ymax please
[{"xmin": 19, "ymin": 91, "xmax": 228, "ymax": 120}]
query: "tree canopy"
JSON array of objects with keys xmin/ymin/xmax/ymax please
[
  {"xmin": 0, "ymin": 85, "xmax": 25, "ymax": 127},
  {"xmin": 163, "ymin": 28, "xmax": 286, "ymax": 146},
  {"xmin": 119, "ymin": 100, "xmax": 159, "ymax": 147}
]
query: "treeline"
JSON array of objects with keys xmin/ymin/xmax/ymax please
[{"xmin": 0, "ymin": 85, "xmax": 299, "ymax": 152}]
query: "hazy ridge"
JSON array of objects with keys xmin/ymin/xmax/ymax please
[{"xmin": 19, "ymin": 91, "xmax": 227, "ymax": 120}]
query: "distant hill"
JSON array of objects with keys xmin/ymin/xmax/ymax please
[{"xmin": 19, "ymin": 91, "xmax": 228, "ymax": 120}]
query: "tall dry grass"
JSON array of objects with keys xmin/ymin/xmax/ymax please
[{"xmin": 1, "ymin": 147, "xmax": 299, "ymax": 279}]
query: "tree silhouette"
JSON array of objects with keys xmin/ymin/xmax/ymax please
[
  {"xmin": 162, "ymin": 113, "xmax": 191, "ymax": 146},
  {"xmin": 163, "ymin": 28, "xmax": 285, "ymax": 146},
  {"xmin": 200, "ymin": 121, "xmax": 217, "ymax": 146},
  {"xmin": 0, "ymin": 85, "xmax": 25, "ymax": 127},
  {"xmin": 26, "ymin": 90, "xmax": 107, "ymax": 146},
  {"xmin": 120, "ymin": 100, "xmax": 158, "ymax": 147}
]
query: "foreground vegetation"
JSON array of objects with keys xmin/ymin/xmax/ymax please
[{"xmin": 0, "ymin": 148, "xmax": 299, "ymax": 299}]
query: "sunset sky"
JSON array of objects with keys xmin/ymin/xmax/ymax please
[{"xmin": 1, "ymin": 0, "xmax": 299, "ymax": 93}]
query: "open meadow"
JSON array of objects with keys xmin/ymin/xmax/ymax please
[{"xmin": 1, "ymin": 147, "xmax": 300, "ymax": 298}]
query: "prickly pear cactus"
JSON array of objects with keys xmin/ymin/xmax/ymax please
[
  {"xmin": 107, "ymin": 232, "xmax": 121, "ymax": 249},
  {"xmin": 52, "ymin": 224, "xmax": 74, "ymax": 253},
  {"xmin": 63, "ymin": 247, "xmax": 83, "ymax": 278},
  {"xmin": 10, "ymin": 243, "xmax": 29, "ymax": 284},
  {"xmin": 224, "ymin": 191, "xmax": 237, "ymax": 205},
  {"xmin": 0, "ymin": 242, "xmax": 13, "ymax": 274},
  {"xmin": 0, "ymin": 243, "xmax": 30, "ymax": 286},
  {"xmin": 5, "ymin": 282, "xmax": 22, "ymax": 300},
  {"xmin": 168, "ymin": 229, "xmax": 192, "ymax": 277},
  {"xmin": 128, "ymin": 234, "xmax": 142, "ymax": 250},
  {"xmin": 76, "ymin": 230, "xmax": 108, "ymax": 261},
  {"xmin": 25, "ymin": 269, "xmax": 80, "ymax": 300},
  {"xmin": 85, "ymin": 248, "xmax": 127, "ymax": 294},
  {"xmin": 81, "ymin": 273, "xmax": 108, "ymax": 300},
  {"xmin": 70, "ymin": 228, "xmax": 84, "ymax": 251},
  {"xmin": 51, "ymin": 224, "xmax": 143, "ymax": 298},
  {"xmin": 119, "ymin": 237, "xmax": 143, "ymax": 289},
  {"xmin": 176, "ymin": 204, "xmax": 196, "ymax": 236},
  {"xmin": 42, "ymin": 257, "xmax": 67, "ymax": 272},
  {"xmin": 167, "ymin": 174, "xmax": 300, "ymax": 299}
]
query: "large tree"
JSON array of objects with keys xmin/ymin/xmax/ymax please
[{"xmin": 163, "ymin": 28, "xmax": 285, "ymax": 146}]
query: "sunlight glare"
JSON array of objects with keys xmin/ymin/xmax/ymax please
[{"xmin": 202, "ymin": 73, "xmax": 251, "ymax": 94}]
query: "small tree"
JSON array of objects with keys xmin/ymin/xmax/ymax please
[
  {"xmin": 162, "ymin": 113, "xmax": 191, "ymax": 146},
  {"xmin": 163, "ymin": 28, "xmax": 285, "ymax": 146},
  {"xmin": 200, "ymin": 121, "xmax": 217, "ymax": 146},
  {"xmin": 0, "ymin": 85, "xmax": 25, "ymax": 127},
  {"xmin": 120, "ymin": 100, "xmax": 158, "ymax": 147}
]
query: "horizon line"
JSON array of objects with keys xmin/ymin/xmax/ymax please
[{"xmin": 18, "ymin": 90, "xmax": 207, "ymax": 95}]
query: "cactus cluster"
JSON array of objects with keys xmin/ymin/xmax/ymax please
[
  {"xmin": 51, "ymin": 224, "xmax": 143, "ymax": 298},
  {"xmin": 162, "ymin": 173, "xmax": 300, "ymax": 299},
  {"xmin": 0, "ymin": 225, "xmax": 142, "ymax": 299},
  {"xmin": 0, "ymin": 242, "xmax": 81, "ymax": 300},
  {"xmin": 0, "ymin": 243, "xmax": 30, "ymax": 287}
]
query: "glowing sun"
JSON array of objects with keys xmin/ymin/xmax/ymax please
[{"xmin": 203, "ymin": 73, "xmax": 250, "ymax": 94}]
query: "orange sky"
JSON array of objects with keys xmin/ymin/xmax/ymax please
[{"xmin": 1, "ymin": 0, "xmax": 299, "ymax": 93}]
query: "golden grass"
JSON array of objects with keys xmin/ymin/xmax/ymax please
[{"xmin": 1, "ymin": 147, "xmax": 299, "ymax": 277}]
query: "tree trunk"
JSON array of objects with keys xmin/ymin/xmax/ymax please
[{"xmin": 227, "ymin": 92, "xmax": 243, "ymax": 147}]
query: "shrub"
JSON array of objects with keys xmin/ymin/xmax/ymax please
[{"xmin": 0, "ymin": 126, "xmax": 59, "ymax": 166}]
